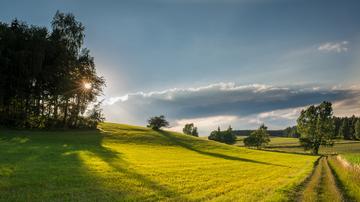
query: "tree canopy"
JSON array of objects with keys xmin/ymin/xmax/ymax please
[
  {"xmin": 0, "ymin": 11, "xmax": 105, "ymax": 128},
  {"xmin": 243, "ymin": 124, "xmax": 270, "ymax": 148},
  {"xmin": 147, "ymin": 115, "xmax": 169, "ymax": 130},
  {"xmin": 183, "ymin": 123, "xmax": 199, "ymax": 137},
  {"xmin": 208, "ymin": 126, "xmax": 236, "ymax": 144},
  {"xmin": 297, "ymin": 101, "xmax": 334, "ymax": 154}
]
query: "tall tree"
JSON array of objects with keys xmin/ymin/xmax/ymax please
[
  {"xmin": 244, "ymin": 124, "xmax": 270, "ymax": 148},
  {"xmin": 183, "ymin": 123, "xmax": 199, "ymax": 137},
  {"xmin": 355, "ymin": 119, "xmax": 360, "ymax": 140},
  {"xmin": 0, "ymin": 11, "xmax": 105, "ymax": 129},
  {"xmin": 339, "ymin": 118, "xmax": 350, "ymax": 140},
  {"xmin": 297, "ymin": 101, "xmax": 334, "ymax": 154}
]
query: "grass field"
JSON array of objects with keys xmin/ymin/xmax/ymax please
[
  {"xmin": 236, "ymin": 136, "xmax": 360, "ymax": 155},
  {"xmin": 0, "ymin": 123, "xmax": 318, "ymax": 201}
]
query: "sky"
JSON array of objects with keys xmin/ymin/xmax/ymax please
[{"xmin": 1, "ymin": 0, "xmax": 360, "ymax": 135}]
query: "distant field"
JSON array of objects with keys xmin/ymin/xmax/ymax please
[
  {"xmin": 0, "ymin": 123, "xmax": 317, "ymax": 201},
  {"xmin": 236, "ymin": 136, "xmax": 360, "ymax": 155}
]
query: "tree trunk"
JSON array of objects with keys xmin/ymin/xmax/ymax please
[{"xmin": 63, "ymin": 99, "xmax": 69, "ymax": 128}]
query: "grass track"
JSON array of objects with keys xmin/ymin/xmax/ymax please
[
  {"xmin": 300, "ymin": 155, "xmax": 360, "ymax": 202},
  {"xmin": 0, "ymin": 123, "xmax": 317, "ymax": 201}
]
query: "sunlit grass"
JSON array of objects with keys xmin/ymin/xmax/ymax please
[
  {"xmin": 0, "ymin": 123, "xmax": 317, "ymax": 201},
  {"xmin": 342, "ymin": 153, "xmax": 360, "ymax": 165},
  {"xmin": 328, "ymin": 156, "xmax": 360, "ymax": 201},
  {"xmin": 239, "ymin": 136, "xmax": 360, "ymax": 155}
]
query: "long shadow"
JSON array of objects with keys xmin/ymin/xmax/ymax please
[
  {"xmin": 260, "ymin": 148, "xmax": 317, "ymax": 156},
  {"xmin": 88, "ymin": 139, "xmax": 190, "ymax": 201},
  {"xmin": 0, "ymin": 128, "xmax": 188, "ymax": 201},
  {"xmin": 158, "ymin": 130, "xmax": 289, "ymax": 167}
]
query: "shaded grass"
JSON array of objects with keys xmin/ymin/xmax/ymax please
[{"xmin": 0, "ymin": 123, "xmax": 317, "ymax": 201}]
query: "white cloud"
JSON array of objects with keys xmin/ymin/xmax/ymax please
[
  {"xmin": 318, "ymin": 41, "xmax": 349, "ymax": 53},
  {"xmin": 169, "ymin": 115, "xmax": 238, "ymax": 135},
  {"xmin": 257, "ymin": 107, "xmax": 303, "ymax": 120}
]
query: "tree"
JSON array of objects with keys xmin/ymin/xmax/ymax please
[
  {"xmin": 297, "ymin": 101, "xmax": 334, "ymax": 154},
  {"xmin": 355, "ymin": 119, "xmax": 360, "ymax": 140},
  {"xmin": 208, "ymin": 126, "xmax": 236, "ymax": 144},
  {"xmin": 283, "ymin": 126, "xmax": 300, "ymax": 138},
  {"xmin": 0, "ymin": 11, "xmax": 105, "ymax": 129},
  {"xmin": 244, "ymin": 124, "xmax": 270, "ymax": 148},
  {"xmin": 147, "ymin": 115, "xmax": 169, "ymax": 130},
  {"xmin": 183, "ymin": 123, "xmax": 199, "ymax": 137},
  {"xmin": 339, "ymin": 119, "xmax": 350, "ymax": 140}
]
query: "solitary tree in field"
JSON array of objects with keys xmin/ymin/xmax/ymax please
[
  {"xmin": 183, "ymin": 123, "xmax": 199, "ymax": 137},
  {"xmin": 244, "ymin": 124, "xmax": 270, "ymax": 148},
  {"xmin": 147, "ymin": 115, "xmax": 169, "ymax": 130},
  {"xmin": 355, "ymin": 120, "xmax": 360, "ymax": 140},
  {"xmin": 297, "ymin": 101, "xmax": 334, "ymax": 155}
]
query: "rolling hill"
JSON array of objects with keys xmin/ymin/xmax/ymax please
[{"xmin": 0, "ymin": 123, "xmax": 318, "ymax": 201}]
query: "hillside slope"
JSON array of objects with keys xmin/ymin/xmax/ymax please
[{"xmin": 0, "ymin": 123, "xmax": 317, "ymax": 201}]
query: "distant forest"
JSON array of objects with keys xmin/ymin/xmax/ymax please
[
  {"xmin": 0, "ymin": 11, "xmax": 105, "ymax": 128},
  {"xmin": 234, "ymin": 116, "xmax": 360, "ymax": 140}
]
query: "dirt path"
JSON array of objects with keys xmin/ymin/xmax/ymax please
[{"xmin": 299, "ymin": 156, "xmax": 346, "ymax": 202}]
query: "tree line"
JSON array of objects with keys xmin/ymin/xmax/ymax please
[
  {"xmin": 334, "ymin": 116, "xmax": 360, "ymax": 140},
  {"xmin": 0, "ymin": 11, "xmax": 105, "ymax": 129}
]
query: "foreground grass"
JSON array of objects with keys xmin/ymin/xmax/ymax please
[
  {"xmin": 328, "ymin": 156, "xmax": 360, "ymax": 201},
  {"xmin": 0, "ymin": 123, "xmax": 317, "ymax": 201}
]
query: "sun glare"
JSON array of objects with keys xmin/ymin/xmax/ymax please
[{"xmin": 83, "ymin": 82, "xmax": 92, "ymax": 90}]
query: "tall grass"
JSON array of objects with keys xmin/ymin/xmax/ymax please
[{"xmin": 328, "ymin": 156, "xmax": 360, "ymax": 201}]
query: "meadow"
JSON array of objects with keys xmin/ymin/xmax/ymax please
[
  {"xmin": 0, "ymin": 123, "xmax": 318, "ymax": 201},
  {"xmin": 236, "ymin": 136, "xmax": 360, "ymax": 201},
  {"xmin": 236, "ymin": 136, "xmax": 360, "ymax": 155}
]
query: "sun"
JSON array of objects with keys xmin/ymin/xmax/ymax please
[{"xmin": 83, "ymin": 82, "xmax": 92, "ymax": 90}]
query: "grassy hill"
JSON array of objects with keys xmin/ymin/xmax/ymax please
[{"xmin": 0, "ymin": 123, "xmax": 318, "ymax": 201}]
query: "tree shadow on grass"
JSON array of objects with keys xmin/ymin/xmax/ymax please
[
  {"xmin": 87, "ymin": 139, "xmax": 190, "ymax": 201},
  {"xmin": 0, "ymin": 129, "xmax": 189, "ymax": 201},
  {"xmin": 158, "ymin": 130, "xmax": 290, "ymax": 168}
]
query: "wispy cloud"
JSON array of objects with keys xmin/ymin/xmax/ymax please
[{"xmin": 318, "ymin": 41, "xmax": 349, "ymax": 53}]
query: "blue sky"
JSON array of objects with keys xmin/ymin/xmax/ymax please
[{"xmin": 1, "ymin": 0, "xmax": 360, "ymax": 134}]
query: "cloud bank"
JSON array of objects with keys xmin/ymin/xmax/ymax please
[{"xmin": 103, "ymin": 83, "xmax": 360, "ymax": 135}]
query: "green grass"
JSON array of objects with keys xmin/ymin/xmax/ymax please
[
  {"xmin": 0, "ymin": 123, "xmax": 318, "ymax": 201},
  {"xmin": 328, "ymin": 156, "xmax": 360, "ymax": 201},
  {"xmin": 239, "ymin": 136, "xmax": 360, "ymax": 155},
  {"xmin": 342, "ymin": 153, "xmax": 360, "ymax": 165}
]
